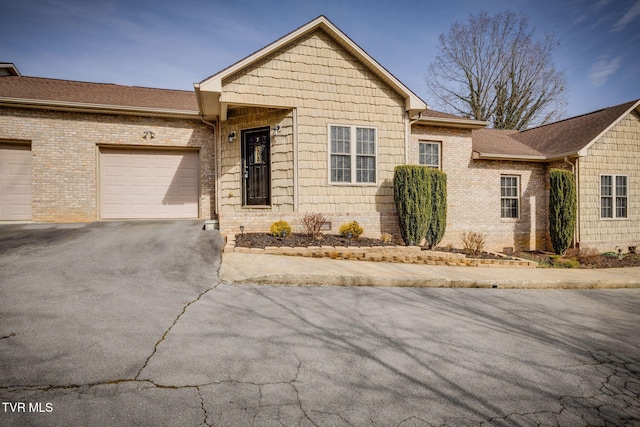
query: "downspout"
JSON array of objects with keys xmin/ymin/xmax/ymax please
[
  {"xmin": 575, "ymin": 157, "xmax": 581, "ymax": 248},
  {"xmin": 564, "ymin": 156, "xmax": 578, "ymax": 248},
  {"xmin": 293, "ymin": 108, "xmax": 299, "ymax": 212},
  {"xmin": 216, "ymin": 116, "xmax": 222, "ymax": 222},
  {"xmin": 200, "ymin": 117, "xmax": 217, "ymax": 218}
]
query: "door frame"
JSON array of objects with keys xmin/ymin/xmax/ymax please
[{"xmin": 241, "ymin": 126, "xmax": 271, "ymax": 206}]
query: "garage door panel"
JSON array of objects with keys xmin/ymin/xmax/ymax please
[
  {"xmin": 0, "ymin": 146, "xmax": 32, "ymax": 220},
  {"xmin": 131, "ymin": 166, "xmax": 150, "ymax": 178},
  {"xmin": 100, "ymin": 149, "xmax": 199, "ymax": 219}
]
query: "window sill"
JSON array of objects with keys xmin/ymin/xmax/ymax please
[
  {"xmin": 500, "ymin": 218, "xmax": 519, "ymax": 223},
  {"xmin": 328, "ymin": 182, "xmax": 378, "ymax": 187}
]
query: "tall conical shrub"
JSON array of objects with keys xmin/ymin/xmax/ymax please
[
  {"xmin": 549, "ymin": 168, "xmax": 577, "ymax": 255},
  {"xmin": 425, "ymin": 170, "xmax": 447, "ymax": 249},
  {"xmin": 394, "ymin": 165, "xmax": 431, "ymax": 245}
]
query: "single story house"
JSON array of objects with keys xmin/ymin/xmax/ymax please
[
  {"xmin": 1, "ymin": 16, "xmax": 638, "ymax": 253},
  {"xmin": 473, "ymin": 99, "xmax": 640, "ymax": 252}
]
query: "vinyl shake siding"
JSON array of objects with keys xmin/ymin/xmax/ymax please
[
  {"xmin": 217, "ymin": 29, "xmax": 406, "ymax": 236},
  {"xmin": 578, "ymin": 110, "xmax": 640, "ymax": 250}
]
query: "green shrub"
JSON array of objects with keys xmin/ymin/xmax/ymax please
[
  {"xmin": 425, "ymin": 169, "xmax": 447, "ymax": 249},
  {"xmin": 339, "ymin": 221, "xmax": 363, "ymax": 238},
  {"xmin": 270, "ymin": 220, "xmax": 291, "ymax": 237},
  {"xmin": 549, "ymin": 169, "xmax": 577, "ymax": 255},
  {"xmin": 393, "ymin": 165, "xmax": 447, "ymax": 247},
  {"xmin": 393, "ymin": 166, "xmax": 431, "ymax": 245}
]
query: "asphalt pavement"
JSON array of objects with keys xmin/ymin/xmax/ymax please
[{"xmin": 1, "ymin": 221, "xmax": 639, "ymax": 426}]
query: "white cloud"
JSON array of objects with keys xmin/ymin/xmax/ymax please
[
  {"xmin": 588, "ymin": 57, "xmax": 622, "ymax": 87},
  {"xmin": 613, "ymin": 0, "xmax": 640, "ymax": 31},
  {"xmin": 593, "ymin": 0, "xmax": 612, "ymax": 11}
]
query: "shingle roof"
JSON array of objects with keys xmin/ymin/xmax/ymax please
[
  {"xmin": 512, "ymin": 99, "xmax": 639, "ymax": 157},
  {"xmin": 0, "ymin": 76, "xmax": 199, "ymax": 114},
  {"xmin": 413, "ymin": 108, "xmax": 488, "ymax": 128},
  {"xmin": 472, "ymin": 99, "xmax": 640, "ymax": 159},
  {"xmin": 472, "ymin": 128, "xmax": 546, "ymax": 158}
]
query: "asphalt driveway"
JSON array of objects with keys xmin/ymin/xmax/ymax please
[{"xmin": 1, "ymin": 222, "xmax": 639, "ymax": 426}]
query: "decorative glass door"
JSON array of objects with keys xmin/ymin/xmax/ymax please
[{"xmin": 242, "ymin": 127, "xmax": 270, "ymax": 206}]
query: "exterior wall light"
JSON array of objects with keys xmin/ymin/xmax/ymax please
[
  {"xmin": 272, "ymin": 125, "xmax": 280, "ymax": 136},
  {"xmin": 228, "ymin": 131, "xmax": 236, "ymax": 144}
]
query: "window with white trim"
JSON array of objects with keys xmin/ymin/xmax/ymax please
[
  {"xmin": 500, "ymin": 175, "xmax": 519, "ymax": 219},
  {"xmin": 419, "ymin": 142, "xmax": 441, "ymax": 169},
  {"xmin": 329, "ymin": 125, "xmax": 376, "ymax": 184},
  {"xmin": 601, "ymin": 174, "xmax": 627, "ymax": 218}
]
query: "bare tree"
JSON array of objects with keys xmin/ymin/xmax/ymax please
[{"xmin": 426, "ymin": 11, "xmax": 567, "ymax": 130}]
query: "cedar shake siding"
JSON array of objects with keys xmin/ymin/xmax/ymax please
[
  {"xmin": 215, "ymin": 29, "xmax": 407, "ymax": 237},
  {"xmin": 577, "ymin": 110, "xmax": 640, "ymax": 251}
]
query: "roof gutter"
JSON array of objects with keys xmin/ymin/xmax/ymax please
[
  {"xmin": 414, "ymin": 116, "xmax": 488, "ymax": 129},
  {"xmin": 0, "ymin": 97, "xmax": 201, "ymax": 119},
  {"xmin": 472, "ymin": 151, "xmax": 547, "ymax": 162}
]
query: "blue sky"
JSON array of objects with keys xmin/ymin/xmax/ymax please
[{"xmin": 1, "ymin": 0, "xmax": 639, "ymax": 118}]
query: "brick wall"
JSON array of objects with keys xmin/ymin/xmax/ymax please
[
  {"xmin": 0, "ymin": 107, "xmax": 216, "ymax": 222},
  {"xmin": 410, "ymin": 124, "xmax": 548, "ymax": 252}
]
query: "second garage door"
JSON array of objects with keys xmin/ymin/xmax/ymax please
[{"xmin": 100, "ymin": 148, "xmax": 199, "ymax": 219}]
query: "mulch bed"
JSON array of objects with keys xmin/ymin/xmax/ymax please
[
  {"xmin": 514, "ymin": 251, "xmax": 640, "ymax": 269},
  {"xmin": 235, "ymin": 233, "xmax": 397, "ymax": 249},
  {"xmin": 234, "ymin": 233, "xmax": 508, "ymax": 260},
  {"xmin": 434, "ymin": 246, "xmax": 513, "ymax": 260}
]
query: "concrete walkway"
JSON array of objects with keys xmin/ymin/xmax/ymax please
[{"xmin": 221, "ymin": 252, "xmax": 640, "ymax": 288}]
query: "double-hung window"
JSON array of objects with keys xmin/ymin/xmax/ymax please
[
  {"xmin": 329, "ymin": 125, "xmax": 376, "ymax": 184},
  {"xmin": 419, "ymin": 142, "xmax": 441, "ymax": 169},
  {"xmin": 601, "ymin": 174, "xmax": 627, "ymax": 218},
  {"xmin": 500, "ymin": 175, "xmax": 519, "ymax": 219}
]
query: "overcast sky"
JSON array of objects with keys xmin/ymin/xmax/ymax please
[{"xmin": 1, "ymin": 0, "xmax": 639, "ymax": 119}]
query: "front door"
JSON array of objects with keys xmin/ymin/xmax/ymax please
[{"xmin": 242, "ymin": 127, "xmax": 270, "ymax": 206}]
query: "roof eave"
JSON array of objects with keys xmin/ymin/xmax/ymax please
[
  {"xmin": 415, "ymin": 116, "xmax": 488, "ymax": 129},
  {"xmin": 472, "ymin": 151, "xmax": 548, "ymax": 162},
  {"xmin": 0, "ymin": 97, "xmax": 200, "ymax": 119}
]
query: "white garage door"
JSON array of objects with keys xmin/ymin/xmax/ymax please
[
  {"xmin": 100, "ymin": 148, "xmax": 199, "ymax": 219},
  {"xmin": 0, "ymin": 144, "xmax": 32, "ymax": 220}
]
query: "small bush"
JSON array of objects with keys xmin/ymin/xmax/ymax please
[
  {"xmin": 550, "ymin": 256, "xmax": 580, "ymax": 268},
  {"xmin": 339, "ymin": 221, "xmax": 363, "ymax": 239},
  {"xmin": 302, "ymin": 213, "xmax": 327, "ymax": 240},
  {"xmin": 380, "ymin": 232, "xmax": 393, "ymax": 243},
  {"xmin": 461, "ymin": 231, "xmax": 487, "ymax": 254},
  {"xmin": 270, "ymin": 220, "xmax": 291, "ymax": 237}
]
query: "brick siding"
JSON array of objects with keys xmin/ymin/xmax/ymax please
[{"xmin": 0, "ymin": 107, "xmax": 216, "ymax": 222}]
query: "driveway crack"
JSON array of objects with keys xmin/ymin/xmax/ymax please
[{"xmin": 135, "ymin": 285, "xmax": 219, "ymax": 380}]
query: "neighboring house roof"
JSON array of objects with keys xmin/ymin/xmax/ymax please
[
  {"xmin": 196, "ymin": 15, "xmax": 427, "ymax": 119},
  {"xmin": 413, "ymin": 109, "xmax": 488, "ymax": 129},
  {"xmin": 473, "ymin": 99, "xmax": 640, "ymax": 161},
  {"xmin": 0, "ymin": 75, "xmax": 199, "ymax": 117}
]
